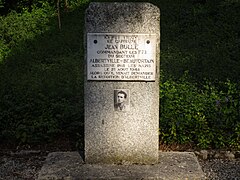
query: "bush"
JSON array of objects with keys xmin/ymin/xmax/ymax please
[
  {"xmin": 0, "ymin": 54, "xmax": 84, "ymax": 144},
  {"xmin": 160, "ymin": 72, "xmax": 240, "ymax": 149},
  {"xmin": 160, "ymin": 0, "xmax": 240, "ymax": 82},
  {"xmin": 0, "ymin": 2, "xmax": 84, "ymax": 145},
  {"xmin": 0, "ymin": 0, "xmax": 239, "ymax": 150},
  {"xmin": 0, "ymin": 2, "xmax": 54, "ymax": 63}
]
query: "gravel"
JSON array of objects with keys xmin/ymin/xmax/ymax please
[
  {"xmin": 199, "ymin": 158, "xmax": 240, "ymax": 180},
  {"xmin": 0, "ymin": 152, "xmax": 46, "ymax": 180},
  {"xmin": 0, "ymin": 151, "xmax": 239, "ymax": 179}
]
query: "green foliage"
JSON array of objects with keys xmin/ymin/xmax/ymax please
[
  {"xmin": 0, "ymin": 0, "xmax": 4, "ymax": 8},
  {"xmin": 0, "ymin": 55, "xmax": 84, "ymax": 144},
  {"xmin": 0, "ymin": 0, "xmax": 240, "ymax": 151},
  {"xmin": 68, "ymin": 0, "xmax": 90, "ymax": 7},
  {"xmin": 0, "ymin": 2, "xmax": 84, "ymax": 144},
  {"xmin": 160, "ymin": 0, "xmax": 240, "ymax": 82},
  {"xmin": 0, "ymin": 2, "xmax": 54, "ymax": 63},
  {"xmin": 160, "ymin": 72, "xmax": 240, "ymax": 149}
]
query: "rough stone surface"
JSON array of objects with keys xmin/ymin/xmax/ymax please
[
  {"xmin": 195, "ymin": 150, "xmax": 238, "ymax": 160},
  {"xmin": 197, "ymin": 150, "xmax": 208, "ymax": 160},
  {"xmin": 38, "ymin": 151, "xmax": 205, "ymax": 180},
  {"xmin": 84, "ymin": 2, "xmax": 160, "ymax": 164}
]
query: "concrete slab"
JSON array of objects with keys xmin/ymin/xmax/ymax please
[{"xmin": 38, "ymin": 151, "xmax": 205, "ymax": 180}]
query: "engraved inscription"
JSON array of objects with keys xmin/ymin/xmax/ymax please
[{"xmin": 87, "ymin": 33, "xmax": 156, "ymax": 81}]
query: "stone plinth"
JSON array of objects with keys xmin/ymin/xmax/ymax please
[
  {"xmin": 38, "ymin": 152, "xmax": 205, "ymax": 179},
  {"xmin": 84, "ymin": 2, "xmax": 160, "ymax": 164}
]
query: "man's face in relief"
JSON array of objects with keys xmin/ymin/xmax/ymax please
[{"xmin": 117, "ymin": 93, "xmax": 125, "ymax": 104}]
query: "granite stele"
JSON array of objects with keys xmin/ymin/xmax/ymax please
[{"xmin": 84, "ymin": 2, "xmax": 160, "ymax": 164}]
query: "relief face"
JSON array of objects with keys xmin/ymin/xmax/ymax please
[{"xmin": 114, "ymin": 89, "xmax": 130, "ymax": 111}]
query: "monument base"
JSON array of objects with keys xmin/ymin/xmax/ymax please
[{"xmin": 38, "ymin": 151, "xmax": 205, "ymax": 180}]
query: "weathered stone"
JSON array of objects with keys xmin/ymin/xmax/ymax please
[
  {"xmin": 37, "ymin": 152, "xmax": 84, "ymax": 180},
  {"xmin": 225, "ymin": 151, "xmax": 235, "ymax": 160},
  {"xmin": 38, "ymin": 151, "xmax": 205, "ymax": 180},
  {"xmin": 84, "ymin": 2, "xmax": 160, "ymax": 164},
  {"xmin": 214, "ymin": 151, "xmax": 226, "ymax": 159},
  {"xmin": 196, "ymin": 150, "xmax": 208, "ymax": 160}
]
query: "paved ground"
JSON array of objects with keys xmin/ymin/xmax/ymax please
[{"xmin": 0, "ymin": 150, "xmax": 239, "ymax": 179}]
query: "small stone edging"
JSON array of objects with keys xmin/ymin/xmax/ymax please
[
  {"xmin": 7, "ymin": 149, "xmax": 240, "ymax": 161},
  {"xmin": 194, "ymin": 150, "xmax": 240, "ymax": 160}
]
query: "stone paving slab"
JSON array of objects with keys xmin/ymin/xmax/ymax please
[{"xmin": 38, "ymin": 151, "xmax": 205, "ymax": 180}]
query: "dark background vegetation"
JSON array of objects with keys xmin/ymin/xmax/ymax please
[{"xmin": 0, "ymin": 0, "xmax": 239, "ymax": 150}]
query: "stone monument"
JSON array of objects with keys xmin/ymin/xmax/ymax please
[
  {"xmin": 84, "ymin": 2, "xmax": 160, "ymax": 164},
  {"xmin": 38, "ymin": 3, "xmax": 204, "ymax": 179}
]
